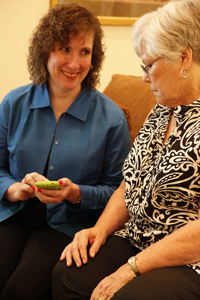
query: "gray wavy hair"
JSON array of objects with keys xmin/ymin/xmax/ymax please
[{"xmin": 132, "ymin": 0, "xmax": 200, "ymax": 63}]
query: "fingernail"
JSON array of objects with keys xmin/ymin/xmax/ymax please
[
  {"xmin": 58, "ymin": 180, "xmax": 62, "ymax": 185},
  {"xmin": 33, "ymin": 186, "xmax": 36, "ymax": 190},
  {"xmin": 37, "ymin": 189, "xmax": 42, "ymax": 192}
]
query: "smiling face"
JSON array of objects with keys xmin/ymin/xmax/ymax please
[{"xmin": 47, "ymin": 31, "xmax": 93, "ymax": 96}]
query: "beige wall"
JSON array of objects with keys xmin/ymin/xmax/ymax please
[
  {"xmin": 0, "ymin": 0, "xmax": 143, "ymax": 102},
  {"xmin": 100, "ymin": 25, "xmax": 143, "ymax": 92}
]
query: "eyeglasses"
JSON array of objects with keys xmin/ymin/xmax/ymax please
[{"xmin": 141, "ymin": 57, "xmax": 160, "ymax": 75}]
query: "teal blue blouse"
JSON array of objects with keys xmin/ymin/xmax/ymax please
[{"xmin": 0, "ymin": 83, "xmax": 131, "ymax": 237}]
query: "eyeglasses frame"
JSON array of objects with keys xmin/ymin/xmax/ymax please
[{"xmin": 141, "ymin": 57, "xmax": 160, "ymax": 75}]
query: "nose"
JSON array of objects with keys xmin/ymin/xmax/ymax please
[
  {"xmin": 68, "ymin": 53, "xmax": 79, "ymax": 70},
  {"xmin": 142, "ymin": 73, "xmax": 151, "ymax": 83}
]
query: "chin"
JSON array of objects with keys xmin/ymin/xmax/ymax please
[{"xmin": 155, "ymin": 95, "xmax": 167, "ymax": 106}]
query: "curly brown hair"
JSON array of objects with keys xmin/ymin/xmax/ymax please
[{"xmin": 27, "ymin": 3, "xmax": 105, "ymax": 88}]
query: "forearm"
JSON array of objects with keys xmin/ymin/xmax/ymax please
[
  {"xmin": 63, "ymin": 181, "xmax": 129, "ymax": 267},
  {"xmin": 94, "ymin": 181, "xmax": 129, "ymax": 237},
  {"xmin": 136, "ymin": 219, "xmax": 200, "ymax": 274}
]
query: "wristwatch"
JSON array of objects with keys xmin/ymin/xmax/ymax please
[{"xmin": 128, "ymin": 256, "xmax": 141, "ymax": 276}]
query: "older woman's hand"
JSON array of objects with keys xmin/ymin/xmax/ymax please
[
  {"xmin": 60, "ymin": 227, "xmax": 107, "ymax": 267},
  {"xmin": 90, "ymin": 264, "xmax": 135, "ymax": 300}
]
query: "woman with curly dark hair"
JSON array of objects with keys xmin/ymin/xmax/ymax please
[
  {"xmin": 0, "ymin": 3, "xmax": 131, "ymax": 300},
  {"xmin": 27, "ymin": 3, "xmax": 104, "ymax": 88}
]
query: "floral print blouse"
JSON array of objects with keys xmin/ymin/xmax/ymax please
[{"xmin": 118, "ymin": 98, "xmax": 200, "ymax": 275}]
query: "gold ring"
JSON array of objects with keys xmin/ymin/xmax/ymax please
[{"xmin": 99, "ymin": 298, "xmax": 104, "ymax": 300}]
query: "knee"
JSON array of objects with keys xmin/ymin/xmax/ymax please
[
  {"xmin": 1, "ymin": 277, "xmax": 39, "ymax": 300},
  {"xmin": 52, "ymin": 260, "xmax": 69, "ymax": 300},
  {"xmin": 52, "ymin": 260, "xmax": 93, "ymax": 300},
  {"xmin": 52, "ymin": 260, "xmax": 65, "ymax": 289}
]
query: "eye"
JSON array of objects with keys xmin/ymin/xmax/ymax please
[
  {"xmin": 60, "ymin": 47, "xmax": 70, "ymax": 53},
  {"xmin": 81, "ymin": 49, "xmax": 91, "ymax": 55}
]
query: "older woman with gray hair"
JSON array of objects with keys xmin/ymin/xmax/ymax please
[{"xmin": 52, "ymin": 0, "xmax": 200, "ymax": 299}]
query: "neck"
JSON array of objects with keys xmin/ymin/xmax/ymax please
[{"xmin": 48, "ymin": 84, "xmax": 82, "ymax": 122}]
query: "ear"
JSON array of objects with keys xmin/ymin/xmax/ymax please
[{"xmin": 181, "ymin": 47, "xmax": 193, "ymax": 68}]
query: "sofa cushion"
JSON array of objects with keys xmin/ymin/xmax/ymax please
[{"xmin": 103, "ymin": 74, "xmax": 157, "ymax": 143}]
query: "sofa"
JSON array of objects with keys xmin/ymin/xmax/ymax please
[{"xmin": 103, "ymin": 74, "xmax": 157, "ymax": 144}]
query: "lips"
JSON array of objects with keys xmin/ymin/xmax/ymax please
[{"xmin": 151, "ymin": 87, "xmax": 158, "ymax": 93}]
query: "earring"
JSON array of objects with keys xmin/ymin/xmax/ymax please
[
  {"xmin": 181, "ymin": 68, "xmax": 188, "ymax": 79},
  {"xmin": 90, "ymin": 64, "xmax": 93, "ymax": 70}
]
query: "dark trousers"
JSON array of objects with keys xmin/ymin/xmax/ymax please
[
  {"xmin": 52, "ymin": 235, "xmax": 200, "ymax": 300},
  {"xmin": 0, "ymin": 199, "xmax": 72, "ymax": 300}
]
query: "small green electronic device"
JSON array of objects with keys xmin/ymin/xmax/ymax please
[{"xmin": 35, "ymin": 181, "xmax": 61, "ymax": 190}]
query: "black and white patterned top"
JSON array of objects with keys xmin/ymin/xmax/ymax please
[{"xmin": 117, "ymin": 98, "xmax": 200, "ymax": 275}]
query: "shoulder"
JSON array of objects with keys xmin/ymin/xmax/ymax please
[
  {"xmin": 93, "ymin": 89, "xmax": 126, "ymax": 116},
  {"xmin": 92, "ymin": 90, "xmax": 131, "ymax": 132},
  {"xmin": 0, "ymin": 84, "xmax": 42, "ymax": 123},
  {"xmin": 1, "ymin": 83, "xmax": 35, "ymax": 107}
]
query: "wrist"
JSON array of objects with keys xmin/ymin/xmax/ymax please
[
  {"xmin": 5, "ymin": 182, "xmax": 28, "ymax": 202},
  {"xmin": 72, "ymin": 185, "xmax": 81, "ymax": 205},
  {"xmin": 125, "ymin": 263, "xmax": 136, "ymax": 280},
  {"xmin": 128, "ymin": 256, "xmax": 141, "ymax": 277},
  {"xmin": 74, "ymin": 193, "xmax": 81, "ymax": 205}
]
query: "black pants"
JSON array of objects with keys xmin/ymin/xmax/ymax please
[
  {"xmin": 0, "ymin": 199, "xmax": 72, "ymax": 300},
  {"xmin": 52, "ymin": 235, "xmax": 200, "ymax": 300}
]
